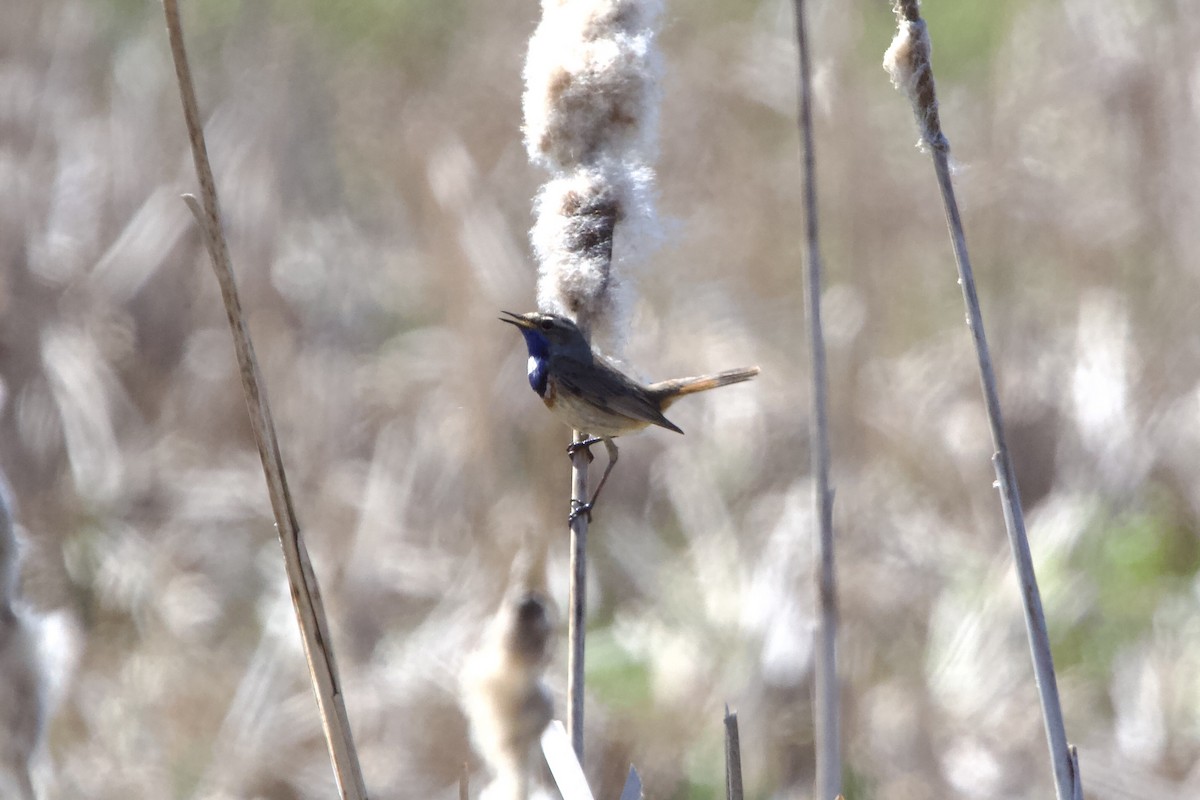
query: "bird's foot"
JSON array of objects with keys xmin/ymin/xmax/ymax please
[
  {"xmin": 568, "ymin": 499, "xmax": 593, "ymax": 524},
  {"xmin": 566, "ymin": 437, "xmax": 602, "ymax": 463}
]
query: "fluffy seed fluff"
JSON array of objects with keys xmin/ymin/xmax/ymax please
[
  {"xmin": 883, "ymin": 9, "xmax": 945, "ymax": 150},
  {"xmin": 882, "ymin": 18, "xmax": 926, "ymax": 98},
  {"xmin": 523, "ymin": 0, "xmax": 663, "ymax": 350},
  {"xmin": 523, "ymin": 0, "xmax": 662, "ymax": 171},
  {"xmin": 530, "ymin": 161, "xmax": 658, "ymax": 351},
  {"xmin": 461, "ymin": 590, "xmax": 556, "ymax": 800}
]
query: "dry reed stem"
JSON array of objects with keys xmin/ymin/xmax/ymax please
[
  {"xmin": 568, "ymin": 440, "xmax": 589, "ymax": 761},
  {"xmin": 0, "ymin": 480, "xmax": 42, "ymax": 800},
  {"xmin": 723, "ymin": 706, "xmax": 744, "ymax": 800},
  {"xmin": 791, "ymin": 1, "xmax": 841, "ymax": 797},
  {"xmin": 162, "ymin": 2, "xmax": 367, "ymax": 797},
  {"xmin": 885, "ymin": 2, "xmax": 1081, "ymax": 798}
]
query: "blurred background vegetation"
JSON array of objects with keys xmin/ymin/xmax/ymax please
[{"xmin": 2, "ymin": 0, "xmax": 1198, "ymax": 797}]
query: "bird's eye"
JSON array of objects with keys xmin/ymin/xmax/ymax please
[{"xmin": 539, "ymin": 320, "xmax": 553, "ymax": 331}]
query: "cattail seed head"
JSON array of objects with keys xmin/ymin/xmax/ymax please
[
  {"xmin": 884, "ymin": 2, "xmax": 946, "ymax": 151},
  {"xmin": 523, "ymin": 0, "xmax": 662, "ymax": 171},
  {"xmin": 523, "ymin": 0, "xmax": 663, "ymax": 349}
]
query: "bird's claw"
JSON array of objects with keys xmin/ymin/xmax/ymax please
[
  {"xmin": 566, "ymin": 437, "xmax": 600, "ymax": 463},
  {"xmin": 569, "ymin": 499, "xmax": 593, "ymax": 524}
]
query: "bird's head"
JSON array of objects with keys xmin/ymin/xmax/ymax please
[
  {"xmin": 499, "ymin": 311, "xmax": 590, "ymax": 359},
  {"xmin": 500, "ymin": 311, "xmax": 592, "ymax": 397}
]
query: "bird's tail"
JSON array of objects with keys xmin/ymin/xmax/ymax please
[{"xmin": 648, "ymin": 366, "xmax": 760, "ymax": 408}]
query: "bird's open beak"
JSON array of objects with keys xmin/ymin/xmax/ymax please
[{"xmin": 499, "ymin": 310, "xmax": 534, "ymax": 329}]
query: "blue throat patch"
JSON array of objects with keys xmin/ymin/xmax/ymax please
[{"xmin": 520, "ymin": 329, "xmax": 550, "ymax": 397}]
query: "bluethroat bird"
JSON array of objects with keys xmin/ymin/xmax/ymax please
[{"xmin": 501, "ymin": 311, "xmax": 760, "ymax": 521}]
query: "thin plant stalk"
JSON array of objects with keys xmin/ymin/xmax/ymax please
[
  {"xmin": 724, "ymin": 706, "xmax": 744, "ymax": 800},
  {"xmin": 792, "ymin": 0, "xmax": 841, "ymax": 797},
  {"xmin": 162, "ymin": 3, "xmax": 366, "ymax": 797},
  {"xmin": 884, "ymin": 2, "xmax": 1081, "ymax": 798},
  {"xmin": 568, "ymin": 438, "xmax": 590, "ymax": 760}
]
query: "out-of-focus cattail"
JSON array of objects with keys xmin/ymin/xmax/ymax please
[
  {"xmin": 462, "ymin": 587, "xmax": 556, "ymax": 800},
  {"xmin": 523, "ymin": 0, "xmax": 663, "ymax": 350},
  {"xmin": 0, "ymin": 481, "xmax": 45, "ymax": 800}
]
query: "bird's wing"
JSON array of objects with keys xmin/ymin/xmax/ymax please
[{"xmin": 553, "ymin": 356, "xmax": 684, "ymax": 434}]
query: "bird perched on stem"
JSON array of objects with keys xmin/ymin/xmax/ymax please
[{"xmin": 501, "ymin": 311, "xmax": 759, "ymax": 521}]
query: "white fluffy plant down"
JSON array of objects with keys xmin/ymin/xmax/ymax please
[{"xmin": 523, "ymin": 0, "xmax": 663, "ymax": 350}]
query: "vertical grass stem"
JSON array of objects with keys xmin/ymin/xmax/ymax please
[
  {"xmin": 791, "ymin": 0, "xmax": 841, "ymax": 796},
  {"xmin": 568, "ymin": 437, "xmax": 590, "ymax": 761},
  {"xmin": 724, "ymin": 706, "xmax": 744, "ymax": 800}
]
